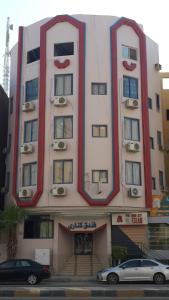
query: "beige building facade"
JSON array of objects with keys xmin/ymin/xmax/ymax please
[{"xmin": 3, "ymin": 15, "xmax": 165, "ymax": 273}]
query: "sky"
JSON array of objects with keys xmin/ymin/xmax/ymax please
[{"xmin": 0, "ymin": 0, "xmax": 169, "ymax": 86}]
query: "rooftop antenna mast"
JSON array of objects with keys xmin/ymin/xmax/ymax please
[{"xmin": 3, "ymin": 17, "xmax": 13, "ymax": 96}]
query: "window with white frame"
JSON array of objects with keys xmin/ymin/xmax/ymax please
[
  {"xmin": 91, "ymin": 83, "xmax": 107, "ymax": 95},
  {"xmin": 53, "ymin": 160, "xmax": 73, "ymax": 184},
  {"xmin": 125, "ymin": 161, "xmax": 141, "ymax": 185},
  {"xmin": 123, "ymin": 76, "xmax": 138, "ymax": 99},
  {"xmin": 23, "ymin": 162, "xmax": 37, "ymax": 186},
  {"xmin": 92, "ymin": 170, "xmax": 108, "ymax": 183},
  {"xmin": 122, "ymin": 46, "xmax": 137, "ymax": 60},
  {"xmin": 92, "ymin": 125, "xmax": 107, "ymax": 137},
  {"xmin": 24, "ymin": 119, "xmax": 38, "ymax": 143},
  {"xmin": 124, "ymin": 118, "xmax": 140, "ymax": 141},
  {"xmin": 54, "ymin": 74, "xmax": 73, "ymax": 96},
  {"xmin": 25, "ymin": 78, "xmax": 38, "ymax": 101},
  {"xmin": 54, "ymin": 116, "xmax": 73, "ymax": 139}
]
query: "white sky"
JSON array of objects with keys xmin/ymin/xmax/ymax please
[{"xmin": 1, "ymin": 0, "xmax": 169, "ymax": 86}]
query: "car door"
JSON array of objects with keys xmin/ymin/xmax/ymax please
[
  {"xmin": 140, "ymin": 259, "xmax": 160, "ymax": 280},
  {"xmin": 118, "ymin": 259, "xmax": 142, "ymax": 281},
  {"xmin": 0, "ymin": 260, "xmax": 16, "ymax": 281},
  {"xmin": 14, "ymin": 260, "xmax": 33, "ymax": 281}
]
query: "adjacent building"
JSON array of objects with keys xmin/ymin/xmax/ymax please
[{"xmin": 4, "ymin": 14, "xmax": 165, "ymax": 273}]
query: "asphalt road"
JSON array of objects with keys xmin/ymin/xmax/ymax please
[{"xmin": 1, "ymin": 298, "xmax": 169, "ymax": 300}]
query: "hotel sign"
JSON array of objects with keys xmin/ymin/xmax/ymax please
[
  {"xmin": 112, "ymin": 213, "xmax": 147, "ymax": 225},
  {"xmin": 68, "ymin": 221, "xmax": 96, "ymax": 230}
]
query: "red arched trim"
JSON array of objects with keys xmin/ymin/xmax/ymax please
[
  {"xmin": 123, "ymin": 60, "xmax": 136, "ymax": 71},
  {"xmin": 54, "ymin": 59, "xmax": 70, "ymax": 69},
  {"xmin": 111, "ymin": 17, "xmax": 152, "ymax": 208}
]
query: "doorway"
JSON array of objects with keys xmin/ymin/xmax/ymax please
[{"xmin": 74, "ymin": 233, "xmax": 93, "ymax": 255}]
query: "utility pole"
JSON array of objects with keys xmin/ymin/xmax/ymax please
[{"xmin": 3, "ymin": 17, "xmax": 13, "ymax": 96}]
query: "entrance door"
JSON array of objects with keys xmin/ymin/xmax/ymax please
[{"xmin": 74, "ymin": 233, "xmax": 93, "ymax": 255}]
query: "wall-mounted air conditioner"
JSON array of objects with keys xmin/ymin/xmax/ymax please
[
  {"xmin": 52, "ymin": 97, "xmax": 68, "ymax": 106},
  {"xmin": 125, "ymin": 99, "xmax": 139, "ymax": 109},
  {"xmin": 128, "ymin": 187, "xmax": 141, "ymax": 198},
  {"xmin": 19, "ymin": 188, "xmax": 33, "ymax": 198},
  {"xmin": 52, "ymin": 140, "xmax": 67, "ymax": 150},
  {"xmin": 51, "ymin": 186, "xmax": 66, "ymax": 196},
  {"xmin": 126, "ymin": 141, "xmax": 140, "ymax": 152},
  {"xmin": 20, "ymin": 143, "xmax": 34, "ymax": 154},
  {"xmin": 22, "ymin": 102, "xmax": 35, "ymax": 112},
  {"xmin": 155, "ymin": 63, "xmax": 162, "ymax": 71}
]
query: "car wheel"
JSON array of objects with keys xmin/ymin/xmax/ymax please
[
  {"xmin": 107, "ymin": 273, "xmax": 119, "ymax": 284},
  {"xmin": 27, "ymin": 274, "xmax": 38, "ymax": 285},
  {"xmin": 153, "ymin": 273, "xmax": 165, "ymax": 284}
]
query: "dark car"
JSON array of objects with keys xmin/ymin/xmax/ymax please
[{"xmin": 0, "ymin": 259, "xmax": 50, "ymax": 285}]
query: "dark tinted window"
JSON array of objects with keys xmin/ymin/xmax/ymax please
[
  {"xmin": 0, "ymin": 261, "xmax": 15, "ymax": 268},
  {"xmin": 121, "ymin": 260, "xmax": 140, "ymax": 268},
  {"xmin": 166, "ymin": 110, "xmax": 169, "ymax": 120},
  {"xmin": 141, "ymin": 260, "xmax": 158, "ymax": 267},
  {"xmin": 148, "ymin": 97, "xmax": 152, "ymax": 109},
  {"xmin": 24, "ymin": 215, "xmax": 53, "ymax": 239},
  {"xmin": 27, "ymin": 47, "xmax": 40, "ymax": 63},
  {"xmin": 25, "ymin": 78, "xmax": 39, "ymax": 101},
  {"xmin": 54, "ymin": 42, "xmax": 74, "ymax": 56}
]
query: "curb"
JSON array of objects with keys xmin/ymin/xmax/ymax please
[{"xmin": 0, "ymin": 288, "xmax": 169, "ymax": 297}]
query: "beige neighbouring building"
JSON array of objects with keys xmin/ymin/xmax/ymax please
[{"xmin": 3, "ymin": 14, "xmax": 165, "ymax": 274}]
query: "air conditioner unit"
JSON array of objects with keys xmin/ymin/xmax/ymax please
[
  {"xmin": 51, "ymin": 186, "xmax": 66, "ymax": 196},
  {"xmin": 53, "ymin": 97, "xmax": 67, "ymax": 106},
  {"xmin": 22, "ymin": 102, "xmax": 35, "ymax": 112},
  {"xmin": 19, "ymin": 188, "xmax": 33, "ymax": 198},
  {"xmin": 128, "ymin": 187, "xmax": 141, "ymax": 198},
  {"xmin": 126, "ymin": 141, "xmax": 140, "ymax": 152},
  {"xmin": 155, "ymin": 63, "xmax": 162, "ymax": 71},
  {"xmin": 20, "ymin": 143, "xmax": 34, "ymax": 154},
  {"xmin": 125, "ymin": 99, "xmax": 139, "ymax": 109},
  {"xmin": 52, "ymin": 140, "xmax": 67, "ymax": 150}
]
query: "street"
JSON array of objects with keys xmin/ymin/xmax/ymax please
[{"xmin": 0, "ymin": 298, "xmax": 169, "ymax": 300}]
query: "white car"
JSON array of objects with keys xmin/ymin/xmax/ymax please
[{"xmin": 97, "ymin": 258, "xmax": 169, "ymax": 284}]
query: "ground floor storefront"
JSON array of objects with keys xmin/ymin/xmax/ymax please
[{"xmin": 0, "ymin": 210, "xmax": 149, "ymax": 274}]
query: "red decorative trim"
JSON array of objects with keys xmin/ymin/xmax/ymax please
[
  {"xmin": 54, "ymin": 59, "xmax": 70, "ymax": 69},
  {"xmin": 111, "ymin": 17, "xmax": 152, "ymax": 208},
  {"xmin": 123, "ymin": 60, "xmax": 136, "ymax": 71},
  {"xmin": 12, "ymin": 27, "xmax": 24, "ymax": 205}
]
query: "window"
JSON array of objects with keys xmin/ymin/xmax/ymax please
[
  {"xmin": 148, "ymin": 224, "xmax": 169, "ymax": 250},
  {"xmin": 24, "ymin": 215, "xmax": 53, "ymax": 239},
  {"xmin": 122, "ymin": 46, "xmax": 137, "ymax": 60},
  {"xmin": 123, "ymin": 76, "xmax": 138, "ymax": 99},
  {"xmin": 91, "ymin": 83, "xmax": 107, "ymax": 95},
  {"xmin": 150, "ymin": 137, "xmax": 154, "ymax": 149},
  {"xmin": 92, "ymin": 170, "xmax": 108, "ymax": 183},
  {"xmin": 141, "ymin": 260, "xmax": 158, "ymax": 267},
  {"xmin": 0, "ymin": 261, "xmax": 15, "ymax": 268},
  {"xmin": 92, "ymin": 125, "xmax": 107, "ymax": 137},
  {"xmin": 125, "ymin": 161, "xmax": 141, "ymax": 185},
  {"xmin": 54, "ymin": 74, "xmax": 73, "ymax": 96},
  {"xmin": 27, "ymin": 47, "xmax": 40, "ymax": 64},
  {"xmin": 10, "ymin": 97, "xmax": 13, "ymax": 114},
  {"xmin": 120, "ymin": 260, "xmax": 140, "ymax": 269},
  {"xmin": 124, "ymin": 118, "xmax": 140, "ymax": 141},
  {"xmin": 24, "ymin": 120, "xmax": 38, "ymax": 143},
  {"xmin": 152, "ymin": 177, "xmax": 156, "ymax": 190},
  {"xmin": 148, "ymin": 97, "xmax": 152, "ymax": 109},
  {"xmin": 54, "ymin": 42, "xmax": 74, "ymax": 56},
  {"xmin": 166, "ymin": 110, "xmax": 169, "ymax": 121},
  {"xmin": 53, "ymin": 160, "xmax": 73, "ymax": 184},
  {"xmin": 25, "ymin": 78, "xmax": 38, "ymax": 101},
  {"xmin": 156, "ymin": 94, "xmax": 160, "ymax": 110},
  {"xmin": 159, "ymin": 170, "xmax": 164, "ymax": 187},
  {"xmin": 23, "ymin": 162, "xmax": 37, "ymax": 186},
  {"xmin": 16, "ymin": 260, "xmax": 32, "ymax": 267},
  {"xmin": 54, "ymin": 116, "xmax": 73, "ymax": 139},
  {"xmin": 157, "ymin": 131, "xmax": 162, "ymax": 145}
]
